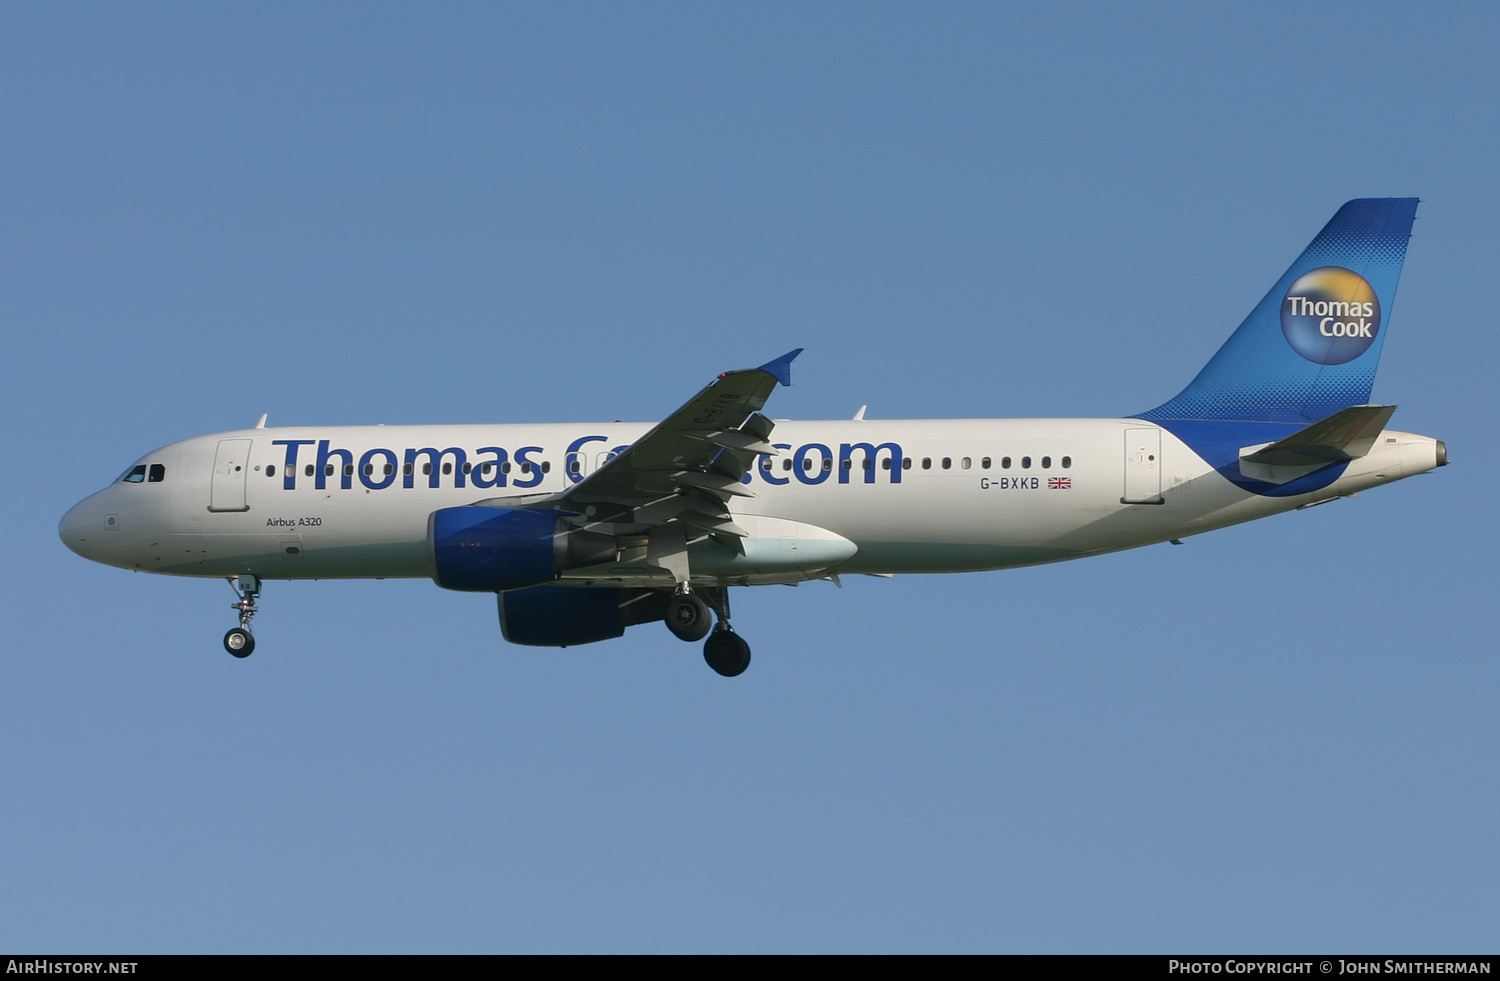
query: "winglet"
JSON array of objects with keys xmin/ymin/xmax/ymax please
[{"xmin": 757, "ymin": 348, "xmax": 803, "ymax": 387}]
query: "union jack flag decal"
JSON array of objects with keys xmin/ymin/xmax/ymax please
[{"xmin": 1048, "ymin": 477, "xmax": 1072, "ymax": 489}]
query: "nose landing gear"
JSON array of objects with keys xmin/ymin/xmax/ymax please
[{"xmin": 223, "ymin": 575, "xmax": 260, "ymax": 658}]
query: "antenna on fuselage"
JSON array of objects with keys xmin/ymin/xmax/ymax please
[
  {"xmin": 254, "ymin": 413, "xmax": 268, "ymax": 429},
  {"xmin": 852, "ymin": 405, "xmax": 867, "ymax": 421}
]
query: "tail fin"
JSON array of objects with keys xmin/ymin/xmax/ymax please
[{"xmin": 1138, "ymin": 198, "xmax": 1418, "ymax": 424}]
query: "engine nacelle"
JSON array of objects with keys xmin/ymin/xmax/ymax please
[
  {"xmin": 428, "ymin": 506, "xmax": 616, "ymax": 592},
  {"xmin": 499, "ymin": 585, "xmax": 670, "ymax": 646}
]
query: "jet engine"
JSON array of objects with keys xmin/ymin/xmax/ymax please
[
  {"xmin": 498, "ymin": 585, "xmax": 670, "ymax": 646},
  {"xmin": 428, "ymin": 506, "xmax": 616, "ymax": 592}
]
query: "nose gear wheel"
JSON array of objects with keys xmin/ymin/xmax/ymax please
[{"xmin": 223, "ymin": 575, "xmax": 261, "ymax": 657}]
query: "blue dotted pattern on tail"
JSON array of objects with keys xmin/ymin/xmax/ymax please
[{"xmin": 1138, "ymin": 198, "xmax": 1417, "ymax": 425}]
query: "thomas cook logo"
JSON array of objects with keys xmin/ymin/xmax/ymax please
[{"xmin": 1280, "ymin": 266, "xmax": 1381, "ymax": 365}]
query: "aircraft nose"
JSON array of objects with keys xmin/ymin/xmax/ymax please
[{"xmin": 59, "ymin": 493, "xmax": 115, "ymax": 561}]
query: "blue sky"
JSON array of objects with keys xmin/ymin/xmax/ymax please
[{"xmin": 2, "ymin": 3, "xmax": 1495, "ymax": 952}]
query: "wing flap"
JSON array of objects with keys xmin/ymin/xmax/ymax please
[{"xmin": 682, "ymin": 429, "xmax": 780, "ymax": 455}]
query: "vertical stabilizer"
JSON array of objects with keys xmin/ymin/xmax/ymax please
[{"xmin": 1138, "ymin": 198, "xmax": 1418, "ymax": 424}]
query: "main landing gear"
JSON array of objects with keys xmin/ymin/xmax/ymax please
[
  {"xmin": 223, "ymin": 574, "xmax": 260, "ymax": 658},
  {"xmin": 703, "ymin": 628, "xmax": 751, "ymax": 678},
  {"xmin": 665, "ymin": 585, "xmax": 751, "ymax": 677},
  {"xmin": 665, "ymin": 587, "xmax": 713, "ymax": 642}
]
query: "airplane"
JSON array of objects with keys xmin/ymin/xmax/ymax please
[{"xmin": 59, "ymin": 198, "xmax": 1445, "ymax": 677}]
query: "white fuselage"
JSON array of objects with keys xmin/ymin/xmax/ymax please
[{"xmin": 59, "ymin": 418, "xmax": 1444, "ymax": 586}]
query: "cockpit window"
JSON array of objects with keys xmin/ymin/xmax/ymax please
[
  {"xmin": 120, "ymin": 465, "xmax": 147, "ymax": 483},
  {"xmin": 148, "ymin": 464, "xmax": 166, "ymax": 483}
]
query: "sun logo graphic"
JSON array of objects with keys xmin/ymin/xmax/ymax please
[{"xmin": 1280, "ymin": 266, "xmax": 1382, "ymax": 365}]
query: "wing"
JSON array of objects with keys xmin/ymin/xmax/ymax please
[{"xmin": 562, "ymin": 349, "xmax": 801, "ymax": 551}]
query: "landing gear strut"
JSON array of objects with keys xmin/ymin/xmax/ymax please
[
  {"xmin": 223, "ymin": 574, "xmax": 260, "ymax": 657},
  {"xmin": 701, "ymin": 587, "xmax": 751, "ymax": 678},
  {"xmin": 665, "ymin": 585, "xmax": 713, "ymax": 642}
]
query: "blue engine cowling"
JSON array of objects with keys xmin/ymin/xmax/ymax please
[
  {"xmin": 429, "ymin": 506, "xmax": 616, "ymax": 592},
  {"xmin": 499, "ymin": 585, "xmax": 670, "ymax": 646}
]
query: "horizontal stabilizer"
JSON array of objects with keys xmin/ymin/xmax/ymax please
[{"xmin": 1239, "ymin": 404, "xmax": 1396, "ymax": 483}]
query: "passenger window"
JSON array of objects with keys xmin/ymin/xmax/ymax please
[
  {"xmin": 266, "ymin": 465, "xmax": 277, "ymax": 477},
  {"xmin": 148, "ymin": 464, "xmax": 166, "ymax": 482},
  {"xmin": 821, "ymin": 458, "xmax": 831, "ymax": 472},
  {"xmin": 520, "ymin": 462, "xmax": 531, "ymax": 474},
  {"xmin": 542, "ymin": 461, "xmax": 551, "ymax": 474},
  {"xmin": 1042, "ymin": 456, "xmax": 1052, "ymax": 468},
  {"xmin": 363, "ymin": 464, "xmax": 373, "ymax": 476},
  {"xmin": 122, "ymin": 465, "xmax": 147, "ymax": 483},
  {"xmin": 881, "ymin": 458, "xmax": 891, "ymax": 470},
  {"xmin": 1022, "ymin": 456, "xmax": 1032, "ymax": 469},
  {"xmin": 981, "ymin": 457, "xmax": 991, "ymax": 469},
  {"xmin": 462, "ymin": 462, "xmax": 472, "ymax": 474},
  {"xmin": 941, "ymin": 457, "xmax": 951, "ymax": 470},
  {"xmin": 569, "ymin": 460, "xmax": 580, "ymax": 474},
  {"xmin": 782, "ymin": 459, "xmax": 791, "ymax": 471},
  {"xmin": 902, "ymin": 458, "xmax": 912, "ymax": 470},
  {"xmin": 481, "ymin": 463, "xmax": 493, "ymax": 475},
  {"xmin": 383, "ymin": 463, "xmax": 394, "ymax": 476},
  {"xmin": 443, "ymin": 462, "xmax": 452, "ymax": 475},
  {"xmin": 305, "ymin": 464, "xmax": 315, "ymax": 477},
  {"xmin": 502, "ymin": 462, "xmax": 512, "ymax": 474},
  {"xmin": 922, "ymin": 458, "xmax": 932, "ymax": 470},
  {"xmin": 961, "ymin": 457, "xmax": 971, "ymax": 470},
  {"xmin": 1062, "ymin": 456, "xmax": 1072, "ymax": 468},
  {"xmin": 1002, "ymin": 457, "xmax": 1011, "ymax": 469},
  {"xmin": 404, "ymin": 463, "xmax": 414, "ymax": 477},
  {"xmin": 325, "ymin": 464, "xmax": 334, "ymax": 477},
  {"xmin": 344, "ymin": 464, "xmax": 354, "ymax": 477}
]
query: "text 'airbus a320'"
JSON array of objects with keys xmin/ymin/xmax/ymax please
[{"xmin": 61, "ymin": 199, "xmax": 1445, "ymax": 676}]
